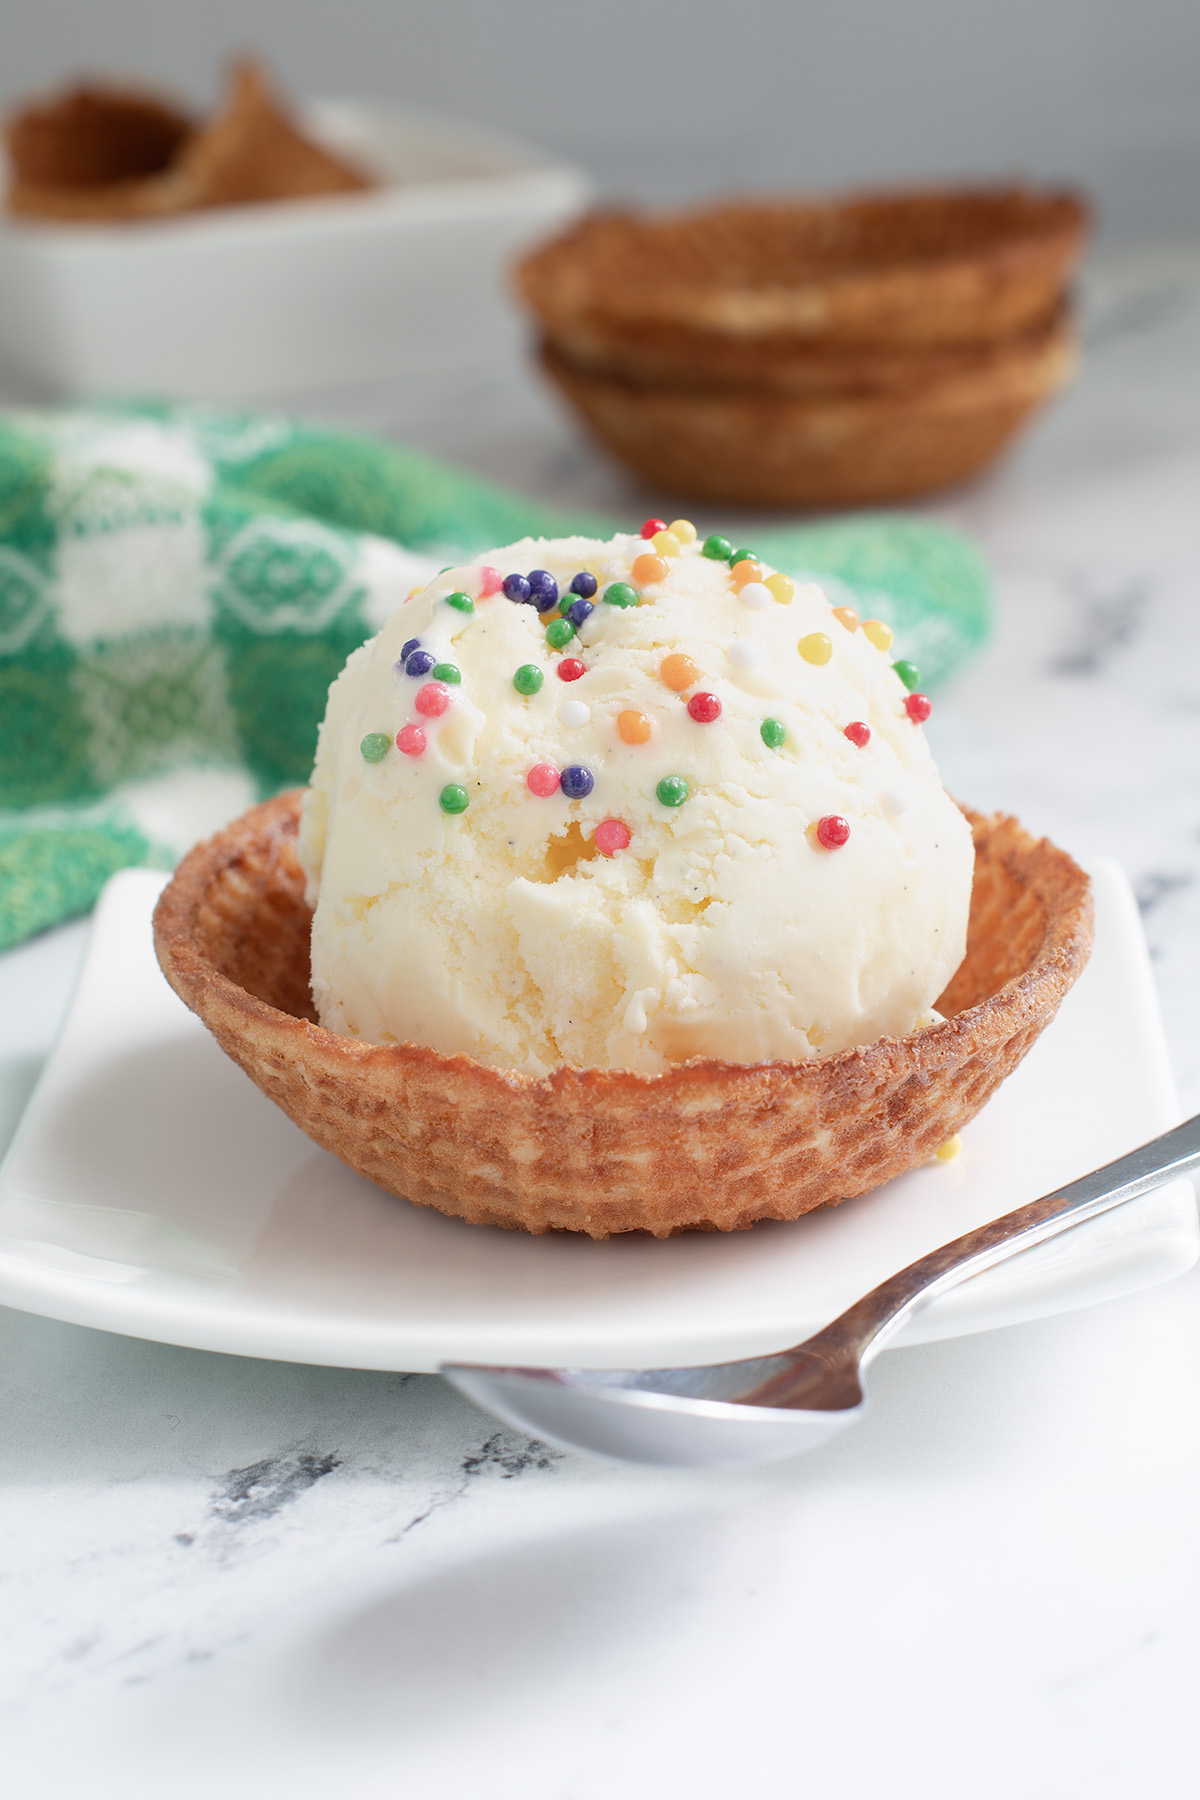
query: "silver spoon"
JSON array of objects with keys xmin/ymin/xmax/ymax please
[{"xmin": 444, "ymin": 1114, "xmax": 1200, "ymax": 1469}]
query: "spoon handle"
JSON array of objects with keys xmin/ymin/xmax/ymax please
[
  {"xmin": 846, "ymin": 1111, "xmax": 1200, "ymax": 1357},
  {"xmin": 748, "ymin": 1113, "xmax": 1200, "ymax": 1411}
]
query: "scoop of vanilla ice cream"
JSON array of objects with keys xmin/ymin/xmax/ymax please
[{"xmin": 298, "ymin": 533, "xmax": 973, "ymax": 1077}]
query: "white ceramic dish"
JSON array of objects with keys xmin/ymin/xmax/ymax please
[
  {"xmin": 0, "ymin": 861, "xmax": 1193, "ymax": 1371},
  {"xmin": 0, "ymin": 101, "xmax": 589, "ymax": 400}
]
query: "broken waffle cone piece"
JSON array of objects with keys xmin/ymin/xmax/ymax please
[
  {"xmin": 5, "ymin": 83, "xmax": 196, "ymax": 219},
  {"xmin": 153, "ymin": 792, "xmax": 1093, "ymax": 1240},
  {"xmin": 171, "ymin": 58, "xmax": 373, "ymax": 210},
  {"xmin": 4, "ymin": 58, "xmax": 372, "ymax": 221}
]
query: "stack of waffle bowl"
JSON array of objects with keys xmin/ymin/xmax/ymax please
[
  {"xmin": 517, "ymin": 188, "xmax": 1089, "ymax": 508},
  {"xmin": 153, "ymin": 791, "xmax": 1092, "ymax": 1239}
]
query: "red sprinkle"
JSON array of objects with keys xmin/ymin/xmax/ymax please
[
  {"xmin": 687, "ymin": 691, "xmax": 722, "ymax": 723},
  {"xmin": 816, "ymin": 814, "xmax": 851, "ymax": 849},
  {"xmin": 526, "ymin": 762, "xmax": 561, "ymax": 797},
  {"xmin": 477, "ymin": 564, "xmax": 502, "ymax": 597},
  {"xmin": 396, "ymin": 722, "xmax": 426, "ymax": 757},
  {"xmin": 905, "ymin": 693, "xmax": 932, "ymax": 723},
  {"xmin": 641, "ymin": 518, "xmax": 668, "ymax": 539},
  {"xmin": 415, "ymin": 681, "xmax": 451, "ymax": 717},
  {"xmin": 557, "ymin": 657, "xmax": 586, "ymax": 682},
  {"xmin": 595, "ymin": 818, "xmax": 632, "ymax": 856},
  {"xmin": 844, "ymin": 720, "xmax": 871, "ymax": 747}
]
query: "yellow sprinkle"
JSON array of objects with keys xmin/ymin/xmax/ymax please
[
  {"xmin": 832, "ymin": 605, "xmax": 859, "ymax": 632},
  {"xmin": 667, "ymin": 518, "xmax": 697, "ymax": 544},
  {"xmin": 862, "ymin": 618, "xmax": 894, "ymax": 652},
  {"xmin": 765, "ymin": 572, "xmax": 794, "ymax": 604},
  {"xmin": 798, "ymin": 632, "xmax": 833, "ymax": 666},
  {"xmin": 935, "ymin": 1135, "xmax": 962, "ymax": 1162},
  {"xmin": 652, "ymin": 530, "xmax": 683, "ymax": 557}
]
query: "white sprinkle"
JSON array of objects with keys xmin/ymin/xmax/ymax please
[
  {"xmin": 882, "ymin": 786, "xmax": 908, "ymax": 815},
  {"xmin": 738, "ymin": 582, "xmax": 772, "ymax": 610},
  {"xmin": 726, "ymin": 639, "xmax": 761, "ymax": 667},
  {"xmin": 559, "ymin": 699, "xmax": 591, "ymax": 728}
]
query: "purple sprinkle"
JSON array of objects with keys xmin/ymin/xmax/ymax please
[
  {"xmin": 405, "ymin": 648, "xmax": 437, "ymax": 677},
  {"xmin": 570, "ymin": 571, "xmax": 598, "ymax": 599},
  {"xmin": 559, "ymin": 764, "xmax": 594, "ymax": 799},
  {"xmin": 503, "ymin": 573, "xmax": 532, "ymax": 604},
  {"xmin": 401, "ymin": 637, "xmax": 421, "ymax": 661},
  {"xmin": 565, "ymin": 597, "xmax": 595, "ymax": 628},
  {"xmin": 527, "ymin": 569, "xmax": 559, "ymax": 612}
]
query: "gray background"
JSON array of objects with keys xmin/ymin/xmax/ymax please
[{"xmin": 3, "ymin": 0, "xmax": 1199, "ymax": 240}]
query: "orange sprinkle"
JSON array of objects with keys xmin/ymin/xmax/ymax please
[
  {"xmin": 617, "ymin": 709, "xmax": 653, "ymax": 745},
  {"xmin": 731, "ymin": 558, "xmax": 763, "ymax": 588},
  {"xmin": 765, "ymin": 572, "xmax": 794, "ymax": 604},
  {"xmin": 832, "ymin": 605, "xmax": 859, "ymax": 632},
  {"xmin": 862, "ymin": 618, "xmax": 894, "ymax": 652},
  {"xmin": 632, "ymin": 552, "xmax": 670, "ymax": 585},
  {"xmin": 660, "ymin": 653, "xmax": 699, "ymax": 691}
]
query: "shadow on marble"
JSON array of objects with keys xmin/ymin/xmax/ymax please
[{"xmin": 291, "ymin": 1510, "xmax": 718, "ymax": 1733}]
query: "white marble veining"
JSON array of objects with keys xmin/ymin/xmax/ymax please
[{"xmin": 3, "ymin": 246, "xmax": 1200, "ymax": 1798}]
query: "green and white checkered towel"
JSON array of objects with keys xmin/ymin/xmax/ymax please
[{"xmin": 0, "ymin": 399, "xmax": 991, "ymax": 951}]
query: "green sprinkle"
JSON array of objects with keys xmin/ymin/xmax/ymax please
[
  {"xmin": 545, "ymin": 617, "xmax": 576, "ymax": 648},
  {"xmin": 702, "ymin": 535, "xmax": 733, "ymax": 561},
  {"xmin": 656, "ymin": 775, "xmax": 690, "ymax": 808},
  {"xmin": 360, "ymin": 732, "xmax": 391, "ymax": 763},
  {"xmin": 730, "ymin": 547, "xmax": 756, "ymax": 567},
  {"xmin": 439, "ymin": 784, "xmax": 470, "ymax": 814},
  {"xmin": 444, "ymin": 590, "xmax": 474, "ymax": 613},
  {"xmin": 603, "ymin": 581, "xmax": 639, "ymax": 608},
  {"xmin": 892, "ymin": 659, "xmax": 921, "ymax": 691},
  {"xmin": 432, "ymin": 662, "xmax": 461, "ymax": 683},
  {"xmin": 760, "ymin": 718, "xmax": 786, "ymax": 749},
  {"xmin": 513, "ymin": 663, "xmax": 544, "ymax": 695}
]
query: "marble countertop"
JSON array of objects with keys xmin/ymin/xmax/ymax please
[{"xmin": 3, "ymin": 246, "xmax": 1200, "ymax": 1798}]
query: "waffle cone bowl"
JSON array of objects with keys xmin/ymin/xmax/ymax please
[
  {"xmin": 518, "ymin": 190, "xmax": 1088, "ymax": 352},
  {"xmin": 153, "ymin": 791, "xmax": 1092, "ymax": 1240},
  {"xmin": 541, "ymin": 314, "xmax": 1075, "ymax": 508}
]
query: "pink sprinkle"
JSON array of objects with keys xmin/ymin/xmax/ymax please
[
  {"xmin": 396, "ymin": 722, "xmax": 426, "ymax": 757},
  {"xmin": 415, "ymin": 681, "xmax": 451, "ymax": 717},
  {"xmin": 526, "ymin": 762, "xmax": 561, "ymax": 797},
  {"xmin": 594, "ymin": 818, "xmax": 631, "ymax": 857},
  {"xmin": 476, "ymin": 564, "xmax": 502, "ymax": 598}
]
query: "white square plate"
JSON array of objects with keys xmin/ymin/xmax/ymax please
[{"xmin": 0, "ymin": 860, "xmax": 1193, "ymax": 1371}]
